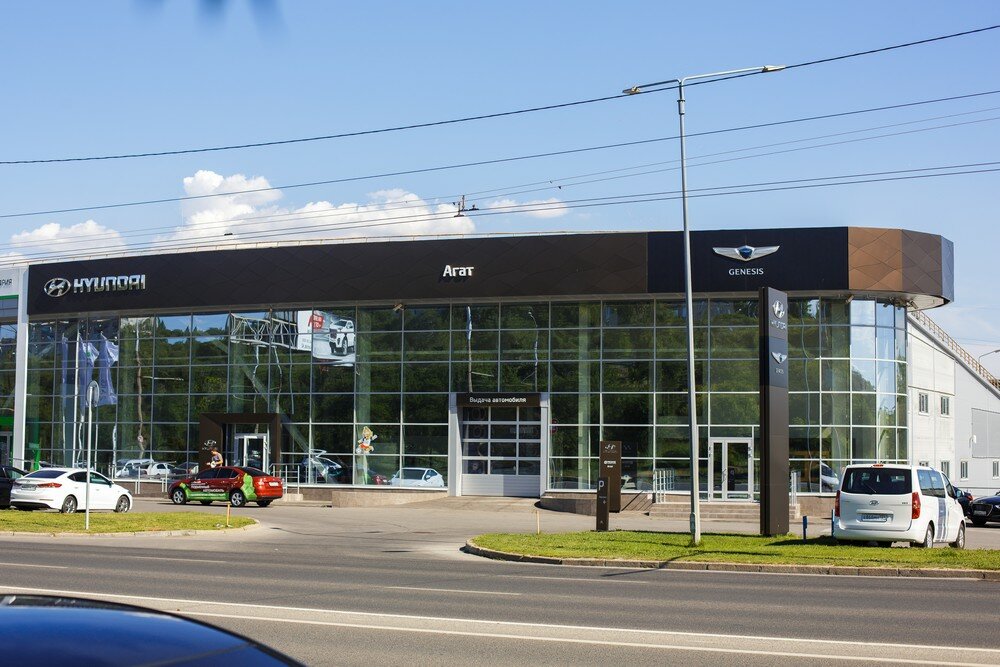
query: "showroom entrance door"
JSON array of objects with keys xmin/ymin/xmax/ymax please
[
  {"xmin": 707, "ymin": 438, "xmax": 754, "ymax": 501},
  {"xmin": 457, "ymin": 398, "xmax": 543, "ymax": 497},
  {"xmin": 232, "ymin": 433, "xmax": 269, "ymax": 471}
]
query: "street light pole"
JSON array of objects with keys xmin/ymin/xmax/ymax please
[
  {"xmin": 624, "ymin": 65, "xmax": 785, "ymax": 545},
  {"xmin": 978, "ymin": 349, "xmax": 1000, "ymax": 367}
]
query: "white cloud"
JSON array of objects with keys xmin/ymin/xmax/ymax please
[
  {"xmin": 487, "ymin": 197, "xmax": 568, "ymax": 219},
  {"xmin": 163, "ymin": 172, "xmax": 474, "ymax": 243},
  {"xmin": 9, "ymin": 219, "xmax": 127, "ymax": 258}
]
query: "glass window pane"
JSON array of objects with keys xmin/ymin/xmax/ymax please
[
  {"xmin": 602, "ymin": 329, "xmax": 653, "ymax": 359},
  {"xmin": 849, "ymin": 300, "xmax": 876, "ymax": 326},
  {"xmin": 789, "ymin": 393, "xmax": 819, "ymax": 426},
  {"xmin": 603, "ymin": 361, "xmax": 652, "ymax": 392},
  {"xmin": 501, "ymin": 303, "xmax": 548, "ymax": 329},
  {"xmin": 709, "ymin": 394, "xmax": 758, "ymax": 425},
  {"xmin": 191, "ymin": 313, "xmax": 228, "ymax": 336},
  {"xmin": 312, "ymin": 394, "xmax": 353, "ymax": 423},
  {"xmin": 851, "ymin": 360, "xmax": 876, "ymax": 392},
  {"xmin": 551, "ymin": 329, "xmax": 600, "ymax": 360},
  {"xmin": 657, "ymin": 300, "xmax": 708, "ymax": 326},
  {"xmin": 876, "ymin": 301, "xmax": 896, "ymax": 328},
  {"xmin": 358, "ymin": 307, "xmax": 402, "ymax": 332},
  {"xmin": 712, "ymin": 327, "xmax": 758, "ymax": 359},
  {"xmin": 499, "ymin": 363, "xmax": 546, "ymax": 392},
  {"xmin": 602, "ymin": 426, "xmax": 652, "ymax": 457},
  {"xmin": 709, "ymin": 360, "xmax": 756, "ymax": 392},
  {"xmin": 403, "ymin": 363, "xmax": 449, "ymax": 392},
  {"xmin": 501, "ymin": 329, "xmax": 549, "ymax": 361},
  {"xmin": 404, "ymin": 306, "xmax": 450, "ymax": 331},
  {"xmin": 603, "ymin": 301, "xmax": 653, "ymax": 327},
  {"xmin": 551, "ymin": 361, "xmax": 599, "ymax": 392},
  {"xmin": 156, "ymin": 315, "xmax": 191, "ymax": 337},
  {"xmin": 551, "ymin": 393, "xmax": 599, "ymax": 425},
  {"xmin": 550, "ymin": 302, "xmax": 600, "ymax": 328},
  {"xmin": 822, "ymin": 393, "xmax": 850, "ymax": 425},
  {"xmin": 602, "ymin": 393, "xmax": 652, "ymax": 425},
  {"xmin": 404, "ymin": 331, "xmax": 451, "ymax": 361},
  {"xmin": 709, "ymin": 299, "xmax": 758, "ymax": 325}
]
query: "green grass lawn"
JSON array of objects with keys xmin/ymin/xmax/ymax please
[
  {"xmin": 0, "ymin": 510, "xmax": 255, "ymax": 533},
  {"xmin": 471, "ymin": 531, "xmax": 1000, "ymax": 570}
]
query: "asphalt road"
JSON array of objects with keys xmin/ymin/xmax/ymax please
[{"xmin": 1, "ymin": 500, "xmax": 999, "ymax": 666}]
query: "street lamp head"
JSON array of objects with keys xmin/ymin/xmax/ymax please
[
  {"xmin": 623, "ymin": 86, "xmax": 641, "ymax": 95},
  {"xmin": 762, "ymin": 65, "xmax": 786, "ymax": 73}
]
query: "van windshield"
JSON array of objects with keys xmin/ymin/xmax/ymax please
[{"xmin": 843, "ymin": 468, "xmax": 911, "ymax": 495}]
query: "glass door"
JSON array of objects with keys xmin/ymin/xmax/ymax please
[
  {"xmin": 707, "ymin": 438, "xmax": 753, "ymax": 501},
  {"xmin": 233, "ymin": 434, "xmax": 269, "ymax": 471}
]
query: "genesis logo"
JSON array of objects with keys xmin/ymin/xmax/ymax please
[
  {"xmin": 43, "ymin": 274, "xmax": 146, "ymax": 298},
  {"xmin": 772, "ymin": 300, "xmax": 786, "ymax": 319},
  {"xmin": 713, "ymin": 245, "xmax": 780, "ymax": 262},
  {"xmin": 44, "ymin": 277, "xmax": 72, "ymax": 297},
  {"xmin": 771, "ymin": 352, "xmax": 787, "ymax": 364}
]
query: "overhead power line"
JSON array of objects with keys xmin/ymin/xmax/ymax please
[
  {"xmin": 2, "ymin": 89, "xmax": 998, "ymax": 222},
  {"xmin": 5, "ymin": 161, "xmax": 997, "ymax": 267},
  {"xmin": 2, "ymin": 25, "xmax": 997, "ymax": 166}
]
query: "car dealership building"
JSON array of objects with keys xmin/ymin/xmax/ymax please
[{"xmin": 2, "ymin": 226, "xmax": 998, "ymax": 503}]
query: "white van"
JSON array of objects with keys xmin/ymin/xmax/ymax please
[{"xmin": 833, "ymin": 464, "xmax": 966, "ymax": 548}]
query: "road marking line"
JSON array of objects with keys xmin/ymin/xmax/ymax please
[
  {"xmin": 383, "ymin": 586, "xmax": 520, "ymax": 596},
  {"xmin": 2, "ymin": 585, "xmax": 998, "ymax": 659},
  {"xmin": 130, "ymin": 556, "xmax": 221, "ymax": 564},
  {"xmin": 0, "ymin": 562, "xmax": 68, "ymax": 569},
  {"xmin": 184, "ymin": 611, "xmax": 992, "ymax": 666}
]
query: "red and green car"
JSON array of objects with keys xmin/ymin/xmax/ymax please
[{"xmin": 168, "ymin": 466, "xmax": 283, "ymax": 507}]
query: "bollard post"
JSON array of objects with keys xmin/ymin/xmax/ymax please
[
  {"xmin": 536, "ymin": 510, "xmax": 540, "ymax": 535},
  {"xmin": 802, "ymin": 515, "xmax": 808, "ymax": 543},
  {"xmin": 226, "ymin": 502, "xmax": 232, "ymax": 528}
]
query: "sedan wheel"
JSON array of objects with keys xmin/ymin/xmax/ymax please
[
  {"xmin": 114, "ymin": 495, "xmax": 131, "ymax": 513},
  {"xmin": 229, "ymin": 490, "xmax": 246, "ymax": 507},
  {"xmin": 170, "ymin": 488, "xmax": 188, "ymax": 505},
  {"xmin": 950, "ymin": 523, "xmax": 966, "ymax": 549},
  {"xmin": 60, "ymin": 495, "xmax": 78, "ymax": 514}
]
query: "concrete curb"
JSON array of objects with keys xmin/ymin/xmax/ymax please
[
  {"xmin": 464, "ymin": 541, "xmax": 1000, "ymax": 580},
  {"xmin": 0, "ymin": 519, "xmax": 261, "ymax": 538}
]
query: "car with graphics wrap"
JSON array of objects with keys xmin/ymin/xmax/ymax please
[{"xmin": 168, "ymin": 466, "xmax": 283, "ymax": 507}]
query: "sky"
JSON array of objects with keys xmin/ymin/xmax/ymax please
[{"xmin": 1, "ymin": 1, "xmax": 999, "ymax": 369}]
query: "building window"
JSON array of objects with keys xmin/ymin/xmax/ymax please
[
  {"xmin": 993, "ymin": 460, "xmax": 999, "ymax": 479},
  {"xmin": 940, "ymin": 396, "xmax": 950, "ymax": 416},
  {"xmin": 940, "ymin": 460, "xmax": 950, "ymax": 477},
  {"xmin": 918, "ymin": 392, "xmax": 929, "ymax": 414},
  {"xmin": 960, "ymin": 460, "xmax": 969, "ymax": 480}
]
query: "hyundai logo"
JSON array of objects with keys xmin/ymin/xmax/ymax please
[
  {"xmin": 713, "ymin": 244, "xmax": 779, "ymax": 262},
  {"xmin": 869, "ymin": 499, "xmax": 879, "ymax": 506},
  {"xmin": 43, "ymin": 277, "xmax": 71, "ymax": 297},
  {"xmin": 772, "ymin": 300, "xmax": 786, "ymax": 319}
]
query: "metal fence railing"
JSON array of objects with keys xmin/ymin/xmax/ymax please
[
  {"xmin": 652, "ymin": 469, "xmax": 676, "ymax": 503},
  {"xmin": 269, "ymin": 463, "xmax": 301, "ymax": 492}
]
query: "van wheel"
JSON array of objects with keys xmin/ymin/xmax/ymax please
[
  {"xmin": 916, "ymin": 524, "xmax": 934, "ymax": 548},
  {"xmin": 950, "ymin": 523, "xmax": 966, "ymax": 549}
]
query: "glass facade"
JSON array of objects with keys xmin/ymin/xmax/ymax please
[{"xmin": 20, "ymin": 297, "xmax": 908, "ymax": 494}]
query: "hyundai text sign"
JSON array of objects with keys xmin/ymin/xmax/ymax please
[{"xmin": 43, "ymin": 274, "xmax": 146, "ymax": 298}]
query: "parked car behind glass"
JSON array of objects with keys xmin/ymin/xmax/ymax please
[{"xmin": 390, "ymin": 467, "xmax": 445, "ymax": 488}]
